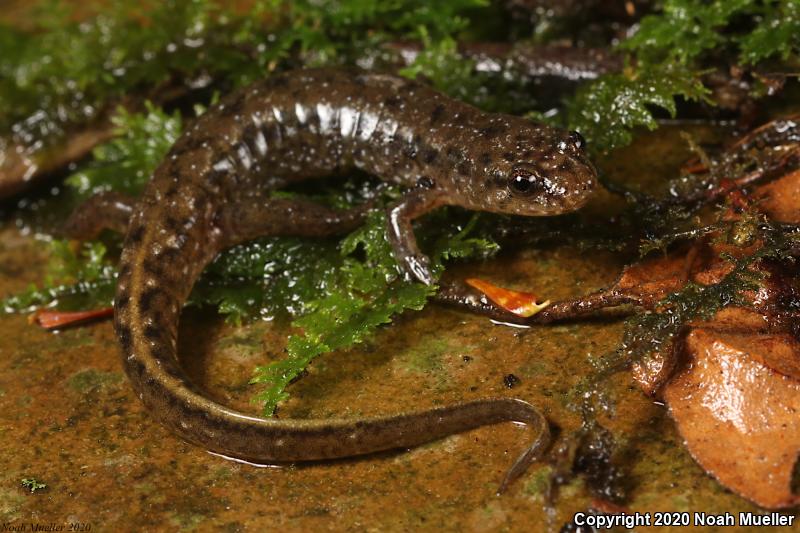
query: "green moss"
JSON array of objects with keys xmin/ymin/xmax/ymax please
[
  {"xmin": 565, "ymin": 64, "xmax": 710, "ymax": 151},
  {"xmin": 53, "ymin": 329, "xmax": 98, "ymax": 350},
  {"xmin": 622, "ymin": 0, "xmax": 800, "ymax": 66},
  {"xmin": 671, "ymin": 494, "xmax": 691, "ymax": 512},
  {"xmin": 621, "ymin": 0, "xmax": 755, "ymax": 65},
  {"xmin": 15, "ymin": 395, "xmax": 32, "ymax": 408},
  {"xmin": 740, "ymin": 0, "xmax": 800, "ymax": 63},
  {"xmin": 523, "ymin": 465, "xmax": 555, "ymax": 498},
  {"xmin": 558, "ymin": 0, "xmax": 800, "ymax": 152},
  {"xmin": 20, "ymin": 477, "xmax": 47, "ymax": 493},
  {"xmin": 2, "ymin": 240, "xmax": 116, "ymax": 313},
  {"xmin": 398, "ymin": 33, "xmax": 488, "ymax": 107},
  {"xmin": 248, "ymin": 210, "xmax": 497, "ymax": 414},
  {"xmin": 170, "ymin": 511, "xmax": 207, "ymax": 531},
  {"xmin": 214, "ymin": 325, "xmax": 269, "ymax": 358},
  {"xmin": 556, "ymin": 476, "xmax": 585, "ymax": 500},
  {"xmin": 65, "ymin": 103, "xmax": 183, "ymax": 199},
  {"xmin": 401, "ymin": 337, "xmax": 451, "ymax": 374},
  {"xmin": 213, "ymin": 466, "xmax": 233, "ymax": 481},
  {"xmin": 67, "ymin": 369, "xmax": 124, "ymax": 393},
  {"xmin": 0, "ymin": 487, "xmax": 26, "ymax": 520}
]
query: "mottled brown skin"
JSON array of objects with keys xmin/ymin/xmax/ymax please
[{"xmin": 90, "ymin": 69, "xmax": 596, "ymax": 489}]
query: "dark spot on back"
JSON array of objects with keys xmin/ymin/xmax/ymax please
[
  {"xmin": 128, "ymin": 225, "xmax": 145, "ymax": 245},
  {"xmin": 139, "ymin": 288, "xmax": 158, "ymax": 314},
  {"xmin": 163, "ymin": 216, "xmax": 180, "ymax": 231},
  {"xmin": 160, "ymin": 361, "xmax": 186, "ymax": 384},
  {"xmin": 400, "ymin": 81, "xmax": 420, "ymax": 93},
  {"xmin": 480, "ymin": 152, "xmax": 491, "ymax": 165},
  {"xmin": 117, "ymin": 325, "xmax": 132, "ymax": 353},
  {"xmin": 168, "ymin": 144, "xmax": 192, "ymax": 159},
  {"xmin": 503, "ymin": 152, "xmax": 516, "ymax": 162},
  {"xmin": 457, "ymin": 161, "xmax": 471, "ymax": 177},
  {"xmin": 384, "ymin": 96, "xmax": 402, "ymax": 108},
  {"xmin": 220, "ymin": 92, "xmax": 246, "ymax": 118},
  {"xmin": 422, "ymin": 148, "xmax": 439, "ymax": 164},
  {"xmin": 143, "ymin": 258, "xmax": 163, "ymax": 277},
  {"xmin": 127, "ymin": 357, "xmax": 145, "ymax": 378},
  {"xmin": 149, "ymin": 342, "xmax": 173, "ymax": 363},
  {"xmin": 144, "ymin": 325, "xmax": 160, "ymax": 341},
  {"xmin": 242, "ymin": 124, "xmax": 261, "ymax": 150},
  {"xmin": 161, "ymin": 247, "xmax": 180, "ymax": 262},
  {"xmin": 150, "ymin": 309, "xmax": 165, "ymax": 328},
  {"xmin": 164, "ymin": 185, "xmax": 179, "ymax": 199},
  {"xmin": 446, "ymin": 146, "xmax": 462, "ymax": 162},
  {"xmin": 430, "ymin": 104, "xmax": 445, "ymax": 124},
  {"xmin": 478, "ymin": 124, "xmax": 504, "ymax": 138},
  {"xmin": 263, "ymin": 75, "xmax": 289, "ymax": 89},
  {"xmin": 264, "ymin": 124, "xmax": 282, "ymax": 143},
  {"xmin": 172, "ymin": 135, "xmax": 213, "ymax": 158},
  {"xmin": 207, "ymin": 169, "xmax": 228, "ymax": 188}
]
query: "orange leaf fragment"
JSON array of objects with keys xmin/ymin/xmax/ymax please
[
  {"xmin": 29, "ymin": 307, "xmax": 114, "ymax": 330},
  {"xmin": 465, "ymin": 278, "xmax": 550, "ymax": 317}
]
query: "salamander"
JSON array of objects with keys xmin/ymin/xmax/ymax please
[{"xmin": 68, "ymin": 68, "xmax": 597, "ymax": 490}]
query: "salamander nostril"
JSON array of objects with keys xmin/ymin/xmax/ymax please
[{"xmin": 568, "ymin": 130, "xmax": 586, "ymax": 150}]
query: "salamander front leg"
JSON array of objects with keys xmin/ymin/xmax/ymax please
[
  {"xmin": 223, "ymin": 195, "xmax": 374, "ymax": 246},
  {"xmin": 386, "ymin": 185, "xmax": 446, "ymax": 285},
  {"xmin": 63, "ymin": 191, "xmax": 136, "ymax": 239}
]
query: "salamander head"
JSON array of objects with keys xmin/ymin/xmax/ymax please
[{"xmin": 465, "ymin": 122, "xmax": 597, "ymax": 216}]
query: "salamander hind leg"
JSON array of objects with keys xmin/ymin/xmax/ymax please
[{"xmin": 63, "ymin": 191, "xmax": 136, "ymax": 240}]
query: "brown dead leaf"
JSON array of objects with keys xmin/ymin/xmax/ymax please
[
  {"xmin": 664, "ymin": 323, "xmax": 800, "ymax": 509},
  {"xmin": 755, "ymin": 168, "xmax": 800, "ymax": 224}
]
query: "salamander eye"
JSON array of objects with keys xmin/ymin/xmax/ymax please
[
  {"xmin": 508, "ymin": 169, "xmax": 544, "ymax": 196},
  {"xmin": 568, "ymin": 130, "xmax": 586, "ymax": 149}
]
